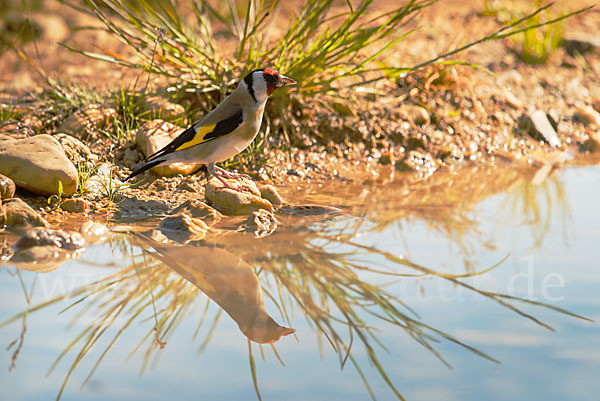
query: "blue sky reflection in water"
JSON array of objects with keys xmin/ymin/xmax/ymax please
[{"xmin": 1, "ymin": 165, "xmax": 599, "ymax": 401}]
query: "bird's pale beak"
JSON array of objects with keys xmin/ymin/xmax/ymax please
[{"xmin": 279, "ymin": 74, "xmax": 296, "ymax": 86}]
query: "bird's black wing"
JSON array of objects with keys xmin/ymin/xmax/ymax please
[{"xmin": 146, "ymin": 108, "xmax": 244, "ymax": 162}]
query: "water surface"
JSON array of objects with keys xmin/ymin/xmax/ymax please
[{"xmin": 1, "ymin": 164, "xmax": 599, "ymax": 401}]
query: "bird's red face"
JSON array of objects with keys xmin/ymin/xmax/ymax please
[{"xmin": 263, "ymin": 68, "xmax": 296, "ymax": 96}]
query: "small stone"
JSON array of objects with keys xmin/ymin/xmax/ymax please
[
  {"xmin": 135, "ymin": 120, "xmax": 198, "ymax": 177},
  {"xmin": 243, "ymin": 209, "xmax": 279, "ymax": 238},
  {"xmin": 0, "ymin": 119, "xmax": 35, "ymax": 139},
  {"xmin": 58, "ymin": 104, "xmax": 117, "ymax": 140},
  {"xmin": 400, "ymin": 105, "xmax": 430, "ymax": 126},
  {"xmin": 15, "ymin": 227, "xmax": 86, "ymax": 251},
  {"xmin": 258, "ymin": 185, "xmax": 284, "ymax": 206},
  {"xmin": 378, "ymin": 152, "xmax": 394, "ymax": 165},
  {"xmin": 137, "ymin": 95, "xmax": 185, "ymax": 121},
  {"xmin": 177, "ymin": 180, "xmax": 197, "ymax": 193},
  {"xmin": 518, "ymin": 110, "xmax": 561, "ymax": 148},
  {"xmin": 0, "ymin": 173, "xmax": 16, "ymax": 199},
  {"xmin": 278, "ymin": 204, "xmax": 342, "ymax": 216},
  {"xmin": 171, "ymin": 199, "xmax": 222, "ymax": 224},
  {"xmin": 60, "ymin": 198, "xmax": 88, "ymax": 213},
  {"xmin": 396, "ymin": 150, "xmax": 437, "ymax": 172},
  {"xmin": 2, "ymin": 197, "xmax": 48, "ymax": 227},
  {"xmin": 497, "ymin": 70, "xmax": 523, "ymax": 86},
  {"xmin": 562, "ymin": 33, "xmax": 599, "ymax": 56},
  {"xmin": 158, "ymin": 213, "xmax": 209, "ymax": 243},
  {"xmin": 573, "ymin": 105, "xmax": 600, "ymax": 127},
  {"xmin": 500, "ymin": 89, "xmax": 523, "ymax": 109},
  {"xmin": 80, "ymin": 222, "xmax": 110, "ymax": 244},
  {"xmin": 0, "ymin": 134, "xmax": 78, "ymax": 196},
  {"xmin": 122, "ymin": 148, "xmax": 141, "ymax": 167},
  {"xmin": 82, "ymin": 163, "xmax": 123, "ymax": 196},
  {"xmin": 54, "ymin": 133, "xmax": 96, "ymax": 165},
  {"xmin": 30, "ymin": 14, "xmax": 70, "ymax": 43}
]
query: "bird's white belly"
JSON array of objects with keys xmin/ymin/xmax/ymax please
[{"xmin": 206, "ymin": 134, "xmax": 255, "ymax": 163}]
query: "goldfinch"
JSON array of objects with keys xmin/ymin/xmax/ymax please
[{"xmin": 125, "ymin": 68, "xmax": 296, "ymax": 186}]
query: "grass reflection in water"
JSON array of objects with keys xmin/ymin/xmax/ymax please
[{"xmin": 1, "ymin": 165, "xmax": 590, "ymax": 401}]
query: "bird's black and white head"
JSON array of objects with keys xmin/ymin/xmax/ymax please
[{"xmin": 241, "ymin": 68, "xmax": 296, "ymax": 104}]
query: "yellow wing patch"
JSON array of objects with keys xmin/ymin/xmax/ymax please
[{"xmin": 175, "ymin": 124, "xmax": 217, "ymax": 151}]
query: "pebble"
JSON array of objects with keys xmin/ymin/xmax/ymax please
[
  {"xmin": 573, "ymin": 105, "xmax": 600, "ymax": 127},
  {"xmin": 122, "ymin": 148, "xmax": 141, "ymax": 167},
  {"xmin": 518, "ymin": 110, "xmax": 561, "ymax": 148},
  {"xmin": 82, "ymin": 163, "xmax": 123, "ymax": 196},
  {"xmin": 500, "ymin": 89, "xmax": 523, "ymax": 109},
  {"xmin": 400, "ymin": 105, "xmax": 430, "ymax": 126},
  {"xmin": 171, "ymin": 199, "xmax": 222, "ymax": 224},
  {"xmin": 243, "ymin": 209, "xmax": 279, "ymax": 238},
  {"xmin": 137, "ymin": 95, "xmax": 185, "ymax": 121},
  {"xmin": 60, "ymin": 198, "xmax": 88, "ymax": 213},
  {"xmin": 158, "ymin": 213, "xmax": 209, "ymax": 243},
  {"xmin": 135, "ymin": 120, "xmax": 198, "ymax": 177},
  {"xmin": 258, "ymin": 185, "xmax": 284, "ymax": 206},
  {"xmin": 0, "ymin": 134, "xmax": 78, "ymax": 196},
  {"xmin": 58, "ymin": 104, "xmax": 117, "ymax": 140},
  {"xmin": 0, "ymin": 120, "xmax": 35, "ymax": 140},
  {"xmin": 54, "ymin": 133, "xmax": 97, "ymax": 166},
  {"xmin": 2, "ymin": 197, "xmax": 48, "ymax": 227},
  {"xmin": 278, "ymin": 204, "xmax": 342, "ymax": 216},
  {"xmin": 0, "ymin": 173, "xmax": 16, "ymax": 199},
  {"xmin": 562, "ymin": 33, "xmax": 599, "ymax": 56}
]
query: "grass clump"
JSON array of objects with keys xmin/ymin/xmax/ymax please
[
  {"xmin": 480, "ymin": 0, "xmax": 570, "ymax": 65},
  {"xmin": 57, "ymin": 0, "xmax": 590, "ymax": 159}
]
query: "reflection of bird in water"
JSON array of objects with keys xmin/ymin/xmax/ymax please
[{"xmin": 136, "ymin": 234, "xmax": 295, "ymax": 343}]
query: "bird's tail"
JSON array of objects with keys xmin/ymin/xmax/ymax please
[{"xmin": 124, "ymin": 158, "xmax": 166, "ymax": 181}]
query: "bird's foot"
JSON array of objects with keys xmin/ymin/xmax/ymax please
[
  {"xmin": 214, "ymin": 166, "xmax": 251, "ymax": 180},
  {"xmin": 213, "ymin": 174, "xmax": 254, "ymax": 194}
]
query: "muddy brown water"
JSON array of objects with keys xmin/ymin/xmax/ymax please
[{"xmin": 1, "ymin": 163, "xmax": 599, "ymax": 401}]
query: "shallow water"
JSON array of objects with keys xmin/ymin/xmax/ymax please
[{"xmin": 1, "ymin": 164, "xmax": 599, "ymax": 401}]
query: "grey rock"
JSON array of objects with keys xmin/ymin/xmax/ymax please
[{"xmin": 0, "ymin": 134, "xmax": 78, "ymax": 196}]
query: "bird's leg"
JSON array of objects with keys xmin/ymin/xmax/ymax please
[
  {"xmin": 207, "ymin": 163, "xmax": 256, "ymax": 194},
  {"xmin": 214, "ymin": 165, "xmax": 251, "ymax": 180},
  {"xmin": 207, "ymin": 163, "xmax": 234, "ymax": 190}
]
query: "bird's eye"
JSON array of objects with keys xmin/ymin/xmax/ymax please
[{"xmin": 263, "ymin": 73, "xmax": 278, "ymax": 84}]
